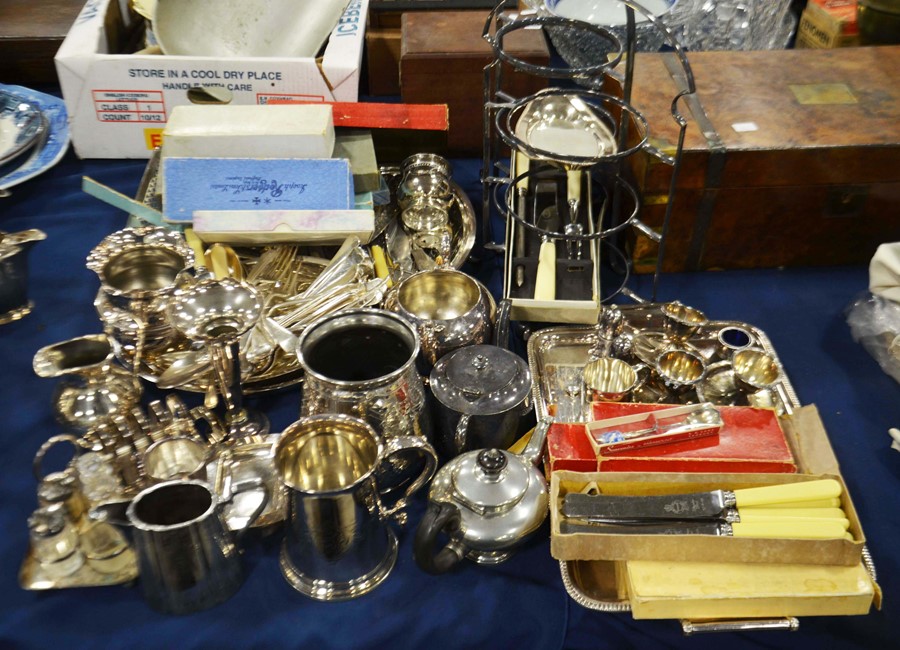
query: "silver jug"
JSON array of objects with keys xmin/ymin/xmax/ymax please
[
  {"xmin": 99, "ymin": 478, "xmax": 266, "ymax": 614},
  {"xmin": 0, "ymin": 228, "xmax": 46, "ymax": 325},
  {"xmin": 274, "ymin": 415, "xmax": 436, "ymax": 601},
  {"xmin": 33, "ymin": 333, "xmax": 141, "ymax": 433},
  {"xmin": 297, "ymin": 308, "xmax": 432, "ymax": 442}
]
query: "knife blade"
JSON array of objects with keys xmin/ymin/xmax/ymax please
[
  {"xmin": 562, "ymin": 479, "xmax": 843, "ymax": 523},
  {"xmin": 513, "ymin": 151, "xmax": 530, "ymax": 288}
]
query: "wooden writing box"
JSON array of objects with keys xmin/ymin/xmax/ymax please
[
  {"xmin": 623, "ymin": 46, "xmax": 900, "ymax": 272},
  {"xmin": 400, "ymin": 10, "xmax": 549, "ymax": 155},
  {"xmin": 0, "ymin": 0, "xmax": 86, "ymax": 84}
]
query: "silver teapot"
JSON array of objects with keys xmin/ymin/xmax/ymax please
[
  {"xmin": 428, "ymin": 300, "xmax": 532, "ymax": 459},
  {"xmin": 413, "ymin": 419, "xmax": 549, "ymax": 573}
]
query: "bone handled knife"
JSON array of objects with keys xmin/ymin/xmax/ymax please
[
  {"xmin": 562, "ymin": 479, "xmax": 843, "ymax": 522},
  {"xmin": 558, "ymin": 519, "xmax": 848, "ymax": 539},
  {"xmin": 514, "ymin": 151, "xmax": 530, "ymax": 288}
]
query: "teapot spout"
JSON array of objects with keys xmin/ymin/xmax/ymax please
[{"xmin": 520, "ymin": 418, "xmax": 550, "ymax": 467}]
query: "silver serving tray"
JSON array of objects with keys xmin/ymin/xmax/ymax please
[{"xmin": 527, "ymin": 304, "xmax": 800, "ymax": 421}]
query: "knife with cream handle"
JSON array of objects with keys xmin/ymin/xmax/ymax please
[
  {"xmin": 562, "ymin": 479, "xmax": 843, "ymax": 522},
  {"xmin": 558, "ymin": 519, "xmax": 849, "ymax": 540},
  {"xmin": 514, "ymin": 151, "xmax": 530, "ymax": 288}
]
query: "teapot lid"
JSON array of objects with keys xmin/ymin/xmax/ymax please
[
  {"xmin": 449, "ymin": 449, "xmax": 529, "ymax": 515},
  {"xmin": 429, "ymin": 345, "xmax": 531, "ymax": 415}
]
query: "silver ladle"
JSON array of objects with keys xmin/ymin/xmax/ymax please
[{"xmin": 515, "ymin": 93, "xmax": 618, "ymax": 259}]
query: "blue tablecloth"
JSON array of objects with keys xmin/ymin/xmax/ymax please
[{"xmin": 0, "ymin": 150, "xmax": 895, "ymax": 649}]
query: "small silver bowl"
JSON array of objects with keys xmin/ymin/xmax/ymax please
[
  {"xmin": 661, "ymin": 301, "xmax": 708, "ymax": 342},
  {"xmin": 732, "ymin": 347, "xmax": 781, "ymax": 393},
  {"xmin": 655, "ymin": 348, "xmax": 707, "ymax": 394},
  {"xmin": 584, "ymin": 357, "xmax": 638, "ymax": 403},
  {"xmin": 168, "ymin": 278, "xmax": 262, "ymax": 345}
]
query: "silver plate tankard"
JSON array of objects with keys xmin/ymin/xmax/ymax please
[
  {"xmin": 275, "ymin": 415, "xmax": 436, "ymax": 601},
  {"xmin": 297, "ymin": 308, "xmax": 433, "ymax": 442}
]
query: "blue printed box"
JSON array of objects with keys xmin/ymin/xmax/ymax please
[{"xmin": 163, "ymin": 157, "xmax": 353, "ymax": 223}]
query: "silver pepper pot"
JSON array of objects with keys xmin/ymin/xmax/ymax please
[{"xmin": 413, "ymin": 419, "xmax": 549, "ymax": 574}]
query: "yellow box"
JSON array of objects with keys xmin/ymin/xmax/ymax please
[
  {"xmin": 796, "ymin": 0, "xmax": 860, "ymax": 49},
  {"xmin": 625, "ymin": 559, "xmax": 878, "ymax": 620}
]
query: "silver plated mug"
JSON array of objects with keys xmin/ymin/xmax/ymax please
[
  {"xmin": 297, "ymin": 308, "xmax": 432, "ymax": 442},
  {"xmin": 98, "ymin": 478, "xmax": 266, "ymax": 614},
  {"xmin": 275, "ymin": 415, "xmax": 436, "ymax": 601}
]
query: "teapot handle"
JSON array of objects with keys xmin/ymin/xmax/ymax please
[
  {"xmin": 413, "ymin": 501, "xmax": 465, "ymax": 575},
  {"xmin": 492, "ymin": 298, "xmax": 512, "ymax": 350}
]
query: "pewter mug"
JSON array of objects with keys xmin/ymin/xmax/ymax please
[
  {"xmin": 297, "ymin": 309, "xmax": 432, "ymax": 442},
  {"xmin": 275, "ymin": 415, "xmax": 437, "ymax": 601},
  {"xmin": 385, "ymin": 268, "xmax": 494, "ymax": 368},
  {"xmin": 120, "ymin": 479, "xmax": 265, "ymax": 614},
  {"xmin": 0, "ymin": 228, "xmax": 46, "ymax": 325}
]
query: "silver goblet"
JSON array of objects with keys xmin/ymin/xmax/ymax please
[{"xmin": 167, "ymin": 278, "xmax": 268, "ymax": 443}]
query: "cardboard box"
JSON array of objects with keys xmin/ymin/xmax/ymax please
[
  {"xmin": 549, "ymin": 405, "xmax": 867, "ymax": 567},
  {"xmin": 54, "ymin": 0, "xmax": 368, "ymax": 158},
  {"xmin": 548, "ymin": 403, "xmax": 797, "ymax": 475},
  {"xmin": 796, "ymin": 0, "xmax": 860, "ymax": 49},
  {"xmin": 503, "ymin": 165, "xmax": 601, "ymax": 325},
  {"xmin": 550, "ymin": 471, "xmax": 864, "ymax": 567},
  {"xmin": 625, "ymin": 558, "xmax": 877, "ymax": 619},
  {"xmin": 162, "ymin": 158, "xmax": 354, "ymax": 223}
]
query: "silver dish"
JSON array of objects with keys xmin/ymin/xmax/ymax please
[{"xmin": 0, "ymin": 91, "xmax": 44, "ymax": 166}]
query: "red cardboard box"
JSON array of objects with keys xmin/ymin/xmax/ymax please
[{"xmin": 546, "ymin": 403, "xmax": 796, "ymax": 475}]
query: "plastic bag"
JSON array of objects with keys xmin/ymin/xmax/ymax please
[{"xmin": 846, "ymin": 291, "xmax": 900, "ymax": 385}]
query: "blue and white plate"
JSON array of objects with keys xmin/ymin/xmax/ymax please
[{"xmin": 0, "ymin": 84, "xmax": 70, "ymax": 194}]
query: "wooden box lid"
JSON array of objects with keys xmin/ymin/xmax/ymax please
[
  {"xmin": 0, "ymin": 0, "xmax": 86, "ymax": 84},
  {"xmin": 630, "ymin": 46, "xmax": 900, "ymax": 191},
  {"xmin": 401, "ymin": 10, "xmax": 549, "ymax": 74}
]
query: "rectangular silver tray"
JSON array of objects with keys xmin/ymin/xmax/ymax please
[
  {"xmin": 530, "ymin": 304, "xmax": 878, "ymax": 624},
  {"xmin": 526, "ymin": 303, "xmax": 800, "ymax": 421}
]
